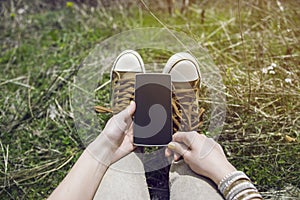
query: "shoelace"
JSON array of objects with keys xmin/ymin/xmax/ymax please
[
  {"xmin": 172, "ymin": 79, "xmax": 205, "ymax": 133},
  {"xmin": 95, "ymin": 71, "xmax": 135, "ymax": 115},
  {"xmin": 95, "ymin": 74, "xmax": 204, "ymax": 133}
]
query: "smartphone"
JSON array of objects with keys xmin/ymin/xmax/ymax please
[{"xmin": 134, "ymin": 74, "xmax": 172, "ymax": 146}]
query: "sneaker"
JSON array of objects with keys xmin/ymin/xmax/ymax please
[
  {"xmin": 95, "ymin": 50, "xmax": 145, "ymax": 114},
  {"xmin": 163, "ymin": 52, "xmax": 205, "ymax": 133}
]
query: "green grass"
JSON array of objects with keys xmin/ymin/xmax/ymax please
[{"xmin": 0, "ymin": 0, "xmax": 299, "ymax": 199}]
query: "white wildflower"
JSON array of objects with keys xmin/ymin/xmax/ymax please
[
  {"xmin": 277, "ymin": 0, "xmax": 284, "ymax": 12},
  {"xmin": 262, "ymin": 68, "xmax": 268, "ymax": 74},
  {"xmin": 286, "ymin": 71, "xmax": 293, "ymax": 75},
  {"xmin": 271, "ymin": 63, "xmax": 277, "ymax": 68},
  {"xmin": 267, "ymin": 65, "xmax": 274, "ymax": 70},
  {"xmin": 49, "ymin": 104, "xmax": 57, "ymax": 120},
  {"xmin": 17, "ymin": 8, "xmax": 25, "ymax": 15},
  {"xmin": 269, "ymin": 70, "xmax": 275, "ymax": 75},
  {"xmin": 284, "ymin": 78, "xmax": 292, "ymax": 84}
]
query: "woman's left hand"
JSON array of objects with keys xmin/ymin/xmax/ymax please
[
  {"xmin": 87, "ymin": 101, "xmax": 136, "ymax": 166},
  {"xmin": 103, "ymin": 101, "xmax": 136, "ymax": 163}
]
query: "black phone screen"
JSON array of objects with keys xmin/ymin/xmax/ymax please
[{"xmin": 134, "ymin": 74, "xmax": 172, "ymax": 146}]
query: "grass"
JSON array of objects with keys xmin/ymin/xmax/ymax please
[{"xmin": 0, "ymin": 0, "xmax": 299, "ymax": 199}]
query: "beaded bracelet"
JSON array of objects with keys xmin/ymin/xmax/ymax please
[
  {"xmin": 218, "ymin": 171, "xmax": 262, "ymax": 200},
  {"xmin": 242, "ymin": 193, "xmax": 263, "ymax": 200},
  {"xmin": 219, "ymin": 171, "xmax": 242, "ymax": 188},
  {"xmin": 233, "ymin": 189, "xmax": 263, "ymax": 200},
  {"xmin": 232, "ymin": 189, "xmax": 259, "ymax": 200},
  {"xmin": 226, "ymin": 181, "xmax": 257, "ymax": 200},
  {"xmin": 223, "ymin": 179, "xmax": 249, "ymax": 197},
  {"xmin": 218, "ymin": 171, "xmax": 250, "ymax": 194}
]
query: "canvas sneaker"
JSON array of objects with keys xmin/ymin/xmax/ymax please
[
  {"xmin": 95, "ymin": 50, "xmax": 145, "ymax": 114},
  {"xmin": 163, "ymin": 52, "xmax": 205, "ymax": 133}
]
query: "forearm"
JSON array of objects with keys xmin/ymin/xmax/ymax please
[
  {"xmin": 48, "ymin": 102, "xmax": 135, "ymax": 200},
  {"xmin": 48, "ymin": 150, "xmax": 108, "ymax": 200},
  {"xmin": 48, "ymin": 134, "xmax": 114, "ymax": 200}
]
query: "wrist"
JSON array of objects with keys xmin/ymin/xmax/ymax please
[
  {"xmin": 86, "ymin": 133, "xmax": 116, "ymax": 166},
  {"xmin": 212, "ymin": 161, "xmax": 237, "ymax": 185},
  {"xmin": 83, "ymin": 149, "xmax": 109, "ymax": 170}
]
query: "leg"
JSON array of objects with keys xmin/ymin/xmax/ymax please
[
  {"xmin": 169, "ymin": 160, "xmax": 224, "ymax": 200},
  {"xmin": 94, "ymin": 151, "xmax": 150, "ymax": 200}
]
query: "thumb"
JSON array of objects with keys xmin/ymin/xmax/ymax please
[
  {"xmin": 113, "ymin": 101, "xmax": 136, "ymax": 132},
  {"xmin": 167, "ymin": 142, "xmax": 189, "ymax": 157}
]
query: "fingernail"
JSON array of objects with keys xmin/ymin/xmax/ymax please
[{"xmin": 168, "ymin": 142, "xmax": 176, "ymax": 150}]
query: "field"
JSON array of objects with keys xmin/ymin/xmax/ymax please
[{"xmin": 0, "ymin": 0, "xmax": 299, "ymax": 199}]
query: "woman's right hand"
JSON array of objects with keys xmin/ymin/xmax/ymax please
[{"xmin": 165, "ymin": 131, "xmax": 237, "ymax": 185}]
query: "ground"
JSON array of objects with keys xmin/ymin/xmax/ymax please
[{"xmin": 0, "ymin": 0, "xmax": 299, "ymax": 199}]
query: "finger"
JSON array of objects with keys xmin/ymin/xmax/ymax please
[
  {"xmin": 112, "ymin": 144, "xmax": 135, "ymax": 164},
  {"xmin": 126, "ymin": 130, "xmax": 134, "ymax": 143},
  {"xmin": 165, "ymin": 147, "xmax": 173, "ymax": 157},
  {"xmin": 120, "ymin": 101, "xmax": 135, "ymax": 120},
  {"xmin": 125, "ymin": 123, "xmax": 134, "ymax": 136},
  {"xmin": 128, "ymin": 101, "xmax": 136, "ymax": 116},
  {"xmin": 113, "ymin": 101, "xmax": 136, "ymax": 132},
  {"xmin": 173, "ymin": 131, "xmax": 198, "ymax": 149},
  {"xmin": 174, "ymin": 152, "xmax": 182, "ymax": 161},
  {"xmin": 167, "ymin": 142, "xmax": 189, "ymax": 157},
  {"xmin": 117, "ymin": 135, "xmax": 136, "ymax": 154},
  {"xmin": 129, "ymin": 134, "xmax": 133, "ymax": 144}
]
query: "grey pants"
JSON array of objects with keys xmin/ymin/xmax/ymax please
[{"xmin": 94, "ymin": 152, "xmax": 224, "ymax": 200}]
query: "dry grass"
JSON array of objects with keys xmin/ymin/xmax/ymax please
[{"xmin": 0, "ymin": 0, "xmax": 299, "ymax": 199}]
